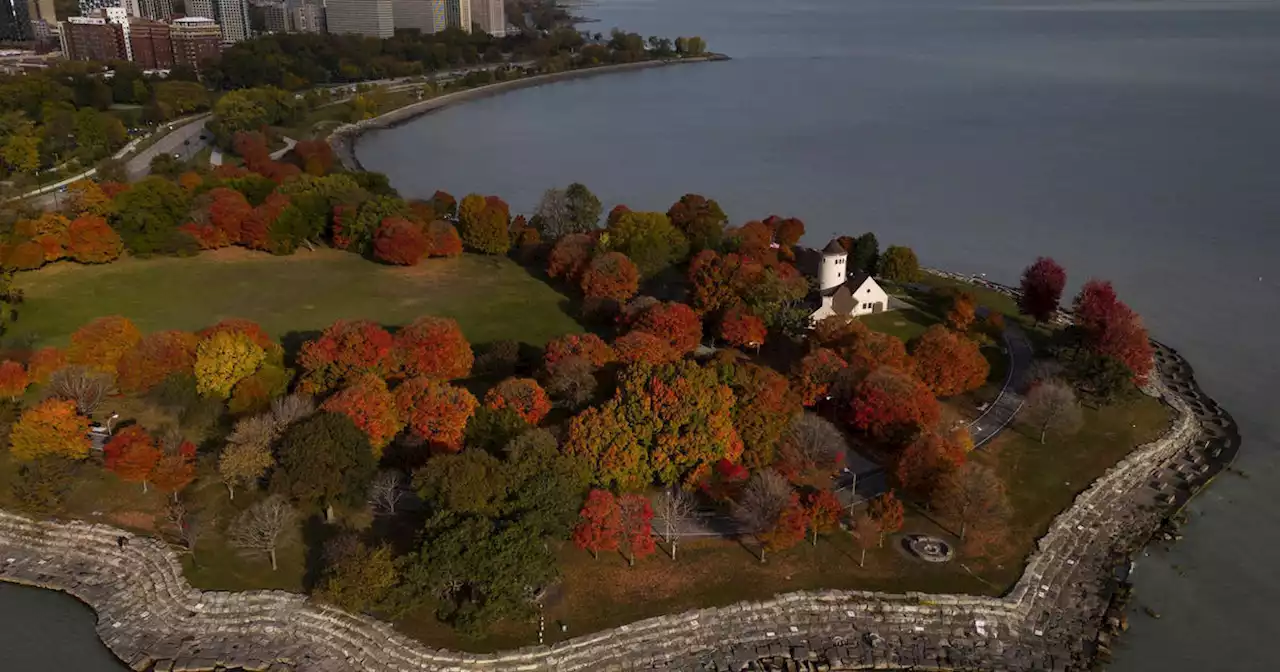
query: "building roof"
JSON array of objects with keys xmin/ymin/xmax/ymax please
[
  {"xmin": 821, "ymin": 238, "xmax": 847, "ymax": 256},
  {"xmin": 819, "ymin": 272, "xmax": 872, "ymax": 297}
]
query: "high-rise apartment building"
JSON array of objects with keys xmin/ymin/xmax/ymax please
[
  {"xmin": 0, "ymin": 0, "xmax": 32, "ymax": 41},
  {"xmin": 393, "ymin": 0, "xmax": 443, "ymax": 34},
  {"xmin": 170, "ymin": 16, "xmax": 221, "ymax": 71},
  {"xmin": 186, "ymin": 0, "xmax": 248, "ymax": 43},
  {"xmin": 470, "ymin": 0, "xmax": 501, "ymax": 36},
  {"xmin": 445, "ymin": 0, "xmax": 468, "ymax": 33},
  {"xmin": 326, "ymin": 0, "xmax": 392, "ymax": 38},
  {"xmin": 140, "ymin": 0, "xmax": 172, "ymax": 20},
  {"xmin": 127, "ymin": 18, "xmax": 172, "ymax": 68},
  {"xmin": 261, "ymin": 0, "xmax": 286, "ymax": 32},
  {"xmin": 59, "ymin": 16, "xmax": 124, "ymax": 61},
  {"xmin": 288, "ymin": 0, "xmax": 323, "ymax": 33},
  {"xmin": 78, "ymin": 0, "xmax": 120, "ymax": 17}
]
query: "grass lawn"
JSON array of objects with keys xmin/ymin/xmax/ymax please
[
  {"xmin": 859, "ymin": 306, "xmax": 936, "ymax": 343},
  {"xmin": 6, "ymin": 248, "xmax": 583, "ymax": 350}
]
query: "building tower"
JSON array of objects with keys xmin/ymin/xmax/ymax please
[
  {"xmin": 393, "ymin": 0, "xmax": 443, "ymax": 33},
  {"xmin": 471, "ymin": 0, "xmax": 502, "ymax": 36},
  {"xmin": 326, "ymin": 0, "xmax": 392, "ymax": 37},
  {"xmin": 445, "ymin": 0, "xmax": 468, "ymax": 32},
  {"xmin": 818, "ymin": 239, "xmax": 848, "ymax": 291}
]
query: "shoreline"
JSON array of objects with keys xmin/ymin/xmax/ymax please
[
  {"xmin": 0, "ymin": 290, "xmax": 1239, "ymax": 671},
  {"xmin": 328, "ymin": 55, "xmax": 729, "ymax": 173}
]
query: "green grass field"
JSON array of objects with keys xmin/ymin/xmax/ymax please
[{"xmin": 6, "ymin": 249, "xmax": 583, "ymax": 349}]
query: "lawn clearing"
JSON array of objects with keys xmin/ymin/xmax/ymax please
[{"xmin": 7, "ymin": 248, "xmax": 583, "ymax": 349}]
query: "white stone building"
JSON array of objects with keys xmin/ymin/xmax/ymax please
[{"xmin": 807, "ymin": 239, "xmax": 890, "ymax": 324}]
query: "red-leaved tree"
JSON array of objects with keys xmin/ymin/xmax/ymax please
[
  {"xmin": 206, "ymin": 187, "xmax": 253, "ymax": 246},
  {"xmin": 544, "ymin": 333, "xmax": 614, "ymax": 369},
  {"xmin": 66, "ymin": 215, "xmax": 123, "ymax": 263},
  {"xmin": 373, "ymin": 217, "xmax": 428, "ymax": 266},
  {"xmin": 580, "ymin": 251, "xmax": 640, "ymax": 303},
  {"xmin": 619, "ymin": 493, "xmax": 656, "ymax": 566},
  {"xmin": 483, "ymin": 377, "xmax": 552, "ymax": 425},
  {"xmin": 1072, "ymin": 280, "xmax": 1153, "ymax": 384},
  {"xmin": 425, "ymin": 221, "xmax": 463, "ymax": 257},
  {"xmin": 104, "ymin": 426, "xmax": 162, "ymax": 493},
  {"xmin": 547, "ymin": 233, "xmax": 595, "ymax": 282},
  {"xmin": 848, "ymin": 367, "xmax": 940, "ymax": 445},
  {"xmin": 630, "ymin": 301, "xmax": 702, "ymax": 354},
  {"xmin": 393, "ymin": 376, "xmax": 478, "ymax": 452},
  {"xmin": 1019, "ymin": 257, "xmax": 1067, "ymax": 324},
  {"xmin": 791, "ymin": 348, "xmax": 847, "ymax": 407},
  {"xmin": 717, "ymin": 306, "xmax": 767, "ymax": 351},
  {"xmin": 393, "ymin": 316, "xmax": 473, "ymax": 380},
  {"xmin": 572, "ymin": 489, "xmax": 621, "ymax": 559}
]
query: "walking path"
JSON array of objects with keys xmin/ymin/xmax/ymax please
[{"xmin": 970, "ymin": 323, "xmax": 1033, "ymax": 449}]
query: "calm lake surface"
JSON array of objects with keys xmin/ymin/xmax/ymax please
[
  {"xmin": 5, "ymin": 0, "xmax": 1279, "ymax": 669},
  {"xmin": 362, "ymin": 0, "xmax": 1280, "ymax": 668}
]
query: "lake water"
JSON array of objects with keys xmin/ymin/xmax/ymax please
[
  {"xmin": 4, "ymin": 0, "xmax": 1279, "ymax": 669},
  {"xmin": 361, "ymin": 0, "xmax": 1280, "ymax": 669}
]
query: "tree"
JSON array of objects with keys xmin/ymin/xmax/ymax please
[
  {"xmin": 229, "ymin": 495, "xmax": 296, "ymax": 570},
  {"xmin": 103, "ymin": 426, "xmax": 162, "ymax": 492},
  {"xmin": 666, "ymin": 194, "xmax": 727, "ymax": 251},
  {"xmin": 195, "ymin": 330, "xmax": 265, "ymax": 399},
  {"xmin": 298, "ymin": 319, "xmax": 396, "ymax": 393},
  {"xmin": 544, "ymin": 333, "xmax": 613, "ymax": 369},
  {"xmin": 151, "ymin": 450, "xmax": 196, "ymax": 500},
  {"xmin": 482, "ymin": 377, "xmax": 551, "ymax": 426},
  {"xmin": 850, "ymin": 512, "xmax": 880, "ymax": 567},
  {"xmin": 534, "ymin": 187, "xmax": 572, "ymax": 239},
  {"xmin": 934, "ymin": 462, "xmax": 1009, "ymax": 541},
  {"xmin": 780, "ymin": 412, "xmax": 847, "ymax": 472},
  {"xmin": 425, "ymin": 220, "xmax": 463, "ymax": 257},
  {"xmin": 606, "ymin": 211, "xmax": 689, "ymax": 277},
  {"xmin": 564, "ymin": 182, "xmax": 602, "ymax": 233},
  {"xmin": 0, "ymin": 360, "xmax": 28, "ymax": 399},
  {"xmin": 572, "ymin": 489, "xmax": 621, "ymax": 559},
  {"xmin": 1071, "ymin": 281, "xmax": 1154, "ymax": 386},
  {"xmin": 394, "ymin": 377, "xmax": 478, "ymax": 451},
  {"xmin": 27, "ymin": 347, "xmax": 66, "ymax": 385},
  {"xmin": 463, "ymin": 406, "xmax": 530, "ymax": 454},
  {"xmin": 373, "ymin": 217, "xmax": 428, "ymax": 265},
  {"xmin": 111, "ymin": 176, "xmax": 189, "ymax": 255},
  {"xmin": 868, "ymin": 491, "xmax": 904, "ymax": 546},
  {"xmin": 116, "ymin": 330, "xmax": 198, "ymax": 394},
  {"xmin": 394, "ymin": 316, "xmax": 473, "ymax": 381},
  {"xmin": 165, "ymin": 498, "xmax": 212, "ymax": 561},
  {"xmin": 46, "ymin": 366, "xmax": 113, "ymax": 414},
  {"xmin": 618, "ymin": 493, "xmax": 656, "ymax": 566},
  {"xmin": 848, "ymin": 367, "xmax": 940, "ymax": 444},
  {"xmin": 1018, "ymin": 257, "xmax": 1067, "ymax": 324},
  {"xmin": 315, "ymin": 539, "xmax": 398, "ymax": 613},
  {"xmin": 580, "ymin": 251, "xmax": 640, "ymax": 303},
  {"xmin": 630, "ymin": 301, "xmax": 702, "ymax": 354},
  {"xmin": 1023, "ymin": 379, "xmax": 1083, "ymax": 444},
  {"xmin": 368, "ymin": 470, "xmax": 406, "ymax": 515},
  {"xmin": 878, "ymin": 245, "xmax": 920, "ymax": 283},
  {"xmin": 850, "ymin": 233, "xmax": 879, "ymax": 273},
  {"xmin": 774, "ymin": 217, "xmax": 805, "ymax": 249},
  {"xmin": 563, "ymin": 406, "xmax": 648, "ymax": 491},
  {"xmin": 66, "ymin": 215, "xmax": 123, "ymax": 263},
  {"xmin": 204, "ymin": 187, "xmax": 253, "ymax": 245},
  {"xmin": 457, "ymin": 193, "xmax": 510, "ymax": 254},
  {"xmin": 717, "ymin": 361, "xmax": 800, "ymax": 471},
  {"xmin": 911, "ymin": 325, "xmax": 989, "ymax": 397},
  {"xmin": 804, "ymin": 490, "xmax": 842, "ymax": 546},
  {"xmin": 892, "ymin": 430, "xmax": 967, "ymax": 501},
  {"xmin": 294, "ymin": 139, "xmax": 335, "ymax": 175},
  {"xmin": 541, "ymin": 356, "xmax": 597, "ymax": 410},
  {"xmin": 947, "ymin": 292, "xmax": 976, "ymax": 332},
  {"xmin": 272, "ymin": 412, "xmax": 377, "ymax": 520},
  {"xmin": 732, "ymin": 470, "xmax": 792, "ymax": 562},
  {"xmin": 10, "ymin": 399, "xmax": 91, "ymax": 462},
  {"xmin": 12, "ymin": 456, "xmax": 76, "ymax": 514},
  {"xmin": 717, "ymin": 306, "xmax": 767, "ymax": 351},
  {"xmin": 547, "ymin": 233, "xmax": 595, "ymax": 282},
  {"xmin": 652, "ymin": 487, "xmax": 695, "ymax": 560},
  {"xmin": 321, "ymin": 375, "xmax": 401, "ymax": 455},
  {"xmin": 218, "ymin": 437, "xmax": 275, "ymax": 500},
  {"xmin": 612, "ymin": 330, "xmax": 679, "ymax": 366},
  {"xmin": 68, "ymin": 316, "xmax": 141, "ymax": 373},
  {"xmin": 791, "ymin": 348, "xmax": 847, "ymax": 407},
  {"xmin": 757, "ymin": 493, "xmax": 809, "ymax": 560},
  {"xmin": 414, "ymin": 450, "xmax": 510, "ymax": 517}
]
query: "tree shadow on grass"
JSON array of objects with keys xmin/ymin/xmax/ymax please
[{"xmin": 301, "ymin": 513, "xmax": 339, "ymax": 592}]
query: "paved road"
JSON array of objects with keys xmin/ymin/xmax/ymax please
[
  {"xmin": 126, "ymin": 115, "xmax": 211, "ymax": 180},
  {"xmin": 969, "ymin": 323, "xmax": 1033, "ymax": 448}
]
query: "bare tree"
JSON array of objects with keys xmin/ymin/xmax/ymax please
[
  {"xmin": 850, "ymin": 512, "xmax": 880, "ymax": 568},
  {"xmin": 732, "ymin": 470, "xmax": 792, "ymax": 562},
  {"xmin": 1023, "ymin": 378, "xmax": 1083, "ymax": 444},
  {"xmin": 368, "ymin": 470, "xmax": 406, "ymax": 516},
  {"xmin": 542, "ymin": 356, "xmax": 597, "ymax": 410},
  {"xmin": 166, "ymin": 498, "xmax": 214, "ymax": 561},
  {"xmin": 534, "ymin": 187, "xmax": 573, "ymax": 238},
  {"xmin": 229, "ymin": 414, "xmax": 279, "ymax": 449},
  {"xmin": 270, "ymin": 394, "xmax": 316, "ymax": 431},
  {"xmin": 652, "ymin": 487, "xmax": 696, "ymax": 560},
  {"xmin": 933, "ymin": 463, "xmax": 1010, "ymax": 541},
  {"xmin": 47, "ymin": 366, "xmax": 114, "ymax": 414},
  {"xmin": 782, "ymin": 412, "xmax": 847, "ymax": 470},
  {"xmin": 228, "ymin": 495, "xmax": 296, "ymax": 570}
]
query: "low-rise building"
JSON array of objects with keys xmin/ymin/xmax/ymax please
[
  {"xmin": 127, "ymin": 18, "xmax": 173, "ymax": 69},
  {"xmin": 60, "ymin": 15, "xmax": 124, "ymax": 62},
  {"xmin": 170, "ymin": 16, "xmax": 222, "ymax": 73}
]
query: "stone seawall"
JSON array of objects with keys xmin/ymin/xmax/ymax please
[
  {"xmin": 0, "ymin": 343, "xmax": 1234, "ymax": 672},
  {"xmin": 328, "ymin": 56, "xmax": 727, "ymax": 174}
]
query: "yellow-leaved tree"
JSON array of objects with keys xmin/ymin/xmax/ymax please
[
  {"xmin": 10, "ymin": 399, "xmax": 92, "ymax": 461},
  {"xmin": 195, "ymin": 331, "xmax": 265, "ymax": 399}
]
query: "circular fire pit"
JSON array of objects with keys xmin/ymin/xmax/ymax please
[{"xmin": 905, "ymin": 534, "xmax": 954, "ymax": 563}]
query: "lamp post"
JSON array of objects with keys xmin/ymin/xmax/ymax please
[{"xmin": 105, "ymin": 411, "xmax": 120, "ymax": 435}]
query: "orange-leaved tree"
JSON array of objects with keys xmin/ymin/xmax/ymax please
[
  {"xmin": 579, "ymin": 251, "xmax": 640, "ymax": 303},
  {"xmin": 612, "ymin": 330, "xmax": 680, "ymax": 366},
  {"xmin": 544, "ymin": 333, "xmax": 614, "ymax": 369},
  {"xmin": 393, "ymin": 316, "xmax": 473, "ymax": 380},
  {"xmin": 27, "ymin": 347, "xmax": 67, "ymax": 385},
  {"xmin": 321, "ymin": 374, "xmax": 402, "ymax": 456},
  {"xmin": 68, "ymin": 316, "xmax": 142, "ymax": 373},
  {"xmin": 717, "ymin": 305, "xmax": 766, "ymax": 351},
  {"xmin": 483, "ymin": 377, "xmax": 552, "ymax": 426},
  {"xmin": 373, "ymin": 217, "xmax": 427, "ymax": 266},
  {"xmin": 804, "ymin": 489, "xmax": 843, "ymax": 546},
  {"xmin": 629, "ymin": 301, "xmax": 702, "ymax": 355},
  {"xmin": 151, "ymin": 440, "xmax": 198, "ymax": 500},
  {"xmin": 393, "ymin": 376, "xmax": 477, "ymax": 452},
  {"xmin": 868, "ymin": 490, "xmax": 905, "ymax": 546},
  {"xmin": 0, "ymin": 360, "xmax": 29, "ymax": 399},
  {"xmin": 546, "ymin": 233, "xmax": 595, "ymax": 282},
  {"xmin": 298, "ymin": 319, "xmax": 396, "ymax": 394},
  {"xmin": 425, "ymin": 221, "xmax": 463, "ymax": 257},
  {"xmin": 67, "ymin": 215, "xmax": 123, "ymax": 263},
  {"xmin": 116, "ymin": 330, "xmax": 198, "ymax": 394},
  {"xmin": 790, "ymin": 348, "xmax": 847, "ymax": 407},
  {"xmin": 10, "ymin": 399, "xmax": 91, "ymax": 461},
  {"xmin": 911, "ymin": 325, "xmax": 989, "ymax": 397}
]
